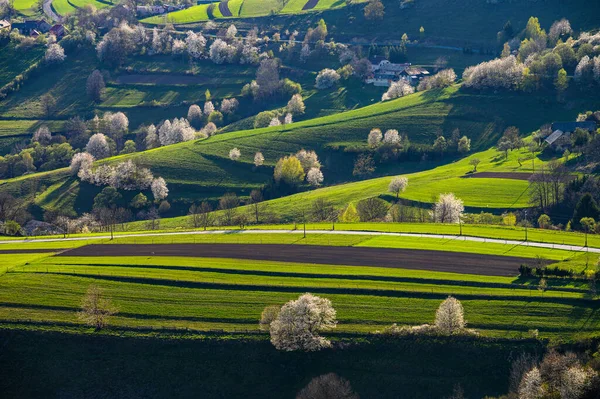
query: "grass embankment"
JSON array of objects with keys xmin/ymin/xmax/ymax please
[{"xmin": 52, "ymin": 0, "xmax": 112, "ymax": 16}]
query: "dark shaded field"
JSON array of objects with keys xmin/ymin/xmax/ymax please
[
  {"xmin": 59, "ymin": 244, "xmax": 545, "ymax": 276},
  {"xmin": 0, "ymin": 329, "xmax": 543, "ymax": 399},
  {"xmin": 115, "ymin": 74, "xmax": 209, "ymax": 85},
  {"xmin": 465, "ymin": 172, "xmax": 533, "ymax": 180}
]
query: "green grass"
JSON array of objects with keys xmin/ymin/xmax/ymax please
[
  {"xmin": 142, "ymin": 4, "xmax": 215, "ymax": 24},
  {"xmin": 4, "ymin": 85, "xmax": 599, "ymax": 217},
  {"xmin": 13, "ymin": 0, "xmax": 39, "ymax": 16},
  {"xmin": 0, "ymin": 44, "xmax": 44, "ymax": 88},
  {"xmin": 52, "ymin": 0, "xmax": 112, "ymax": 15},
  {"xmin": 228, "ymin": 0, "xmax": 244, "ymax": 16},
  {"xmin": 1, "ymin": 252, "xmax": 598, "ymax": 338}
]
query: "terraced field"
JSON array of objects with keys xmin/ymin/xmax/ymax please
[
  {"xmin": 1, "ymin": 230, "xmax": 597, "ymax": 339},
  {"xmin": 52, "ymin": 0, "xmax": 113, "ymax": 16}
]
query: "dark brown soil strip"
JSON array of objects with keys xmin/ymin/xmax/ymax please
[
  {"xmin": 0, "ymin": 249, "xmax": 59, "ymax": 254},
  {"xmin": 303, "ymin": 0, "xmax": 319, "ymax": 10},
  {"xmin": 219, "ymin": 1, "xmax": 233, "ymax": 16},
  {"xmin": 463, "ymin": 172, "xmax": 533, "ymax": 180},
  {"xmin": 58, "ymin": 244, "xmax": 549, "ymax": 277}
]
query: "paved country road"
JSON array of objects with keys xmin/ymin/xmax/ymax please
[
  {"xmin": 43, "ymin": 0, "xmax": 61, "ymax": 22},
  {"xmin": 1, "ymin": 229, "xmax": 598, "ymax": 254}
]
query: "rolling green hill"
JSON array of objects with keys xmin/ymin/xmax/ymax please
[{"xmin": 2, "ymin": 84, "xmax": 598, "ymax": 218}]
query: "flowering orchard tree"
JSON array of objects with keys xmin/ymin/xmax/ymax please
[
  {"xmin": 158, "ymin": 118, "xmax": 195, "ymax": 146},
  {"xmin": 462, "ymin": 56, "xmax": 524, "ymax": 90},
  {"xmin": 269, "ymin": 117, "xmax": 281, "ymax": 127},
  {"xmin": 306, "ymin": 167, "xmax": 324, "ymax": 187},
  {"xmin": 229, "ymin": 148, "xmax": 241, "ymax": 161},
  {"xmin": 296, "ymin": 149, "xmax": 321, "ymax": 172},
  {"xmin": 284, "ymin": 113, "xmax": 293, "ymax": 125},
  {"xmin": 286, "ymin": 94, "xmax": 306, "ymax": 115},
  {"xmin": 32, "ymin": 125, "xmax": 51, "ymax": 144},
  {"xmin": 254, "ymin": 152, "xmax": 264, "ymax": 167},
  {"xmin": 151, "ymin": 177, "xmax": 169, "ymax": 200},
  {"xmin": 86, "ymin": 133, "xmax": 110, "ymax": 159},
  {"xmin": 185, "ymin": 31, "xmax": 206, "ymax": 59},
  {"xmin": 220, "ymin": 98, "xmax": 239, "ymax": 114},
  {"xmin": 315, "ymin": 68, "xmax": 340, "ymax": 89},
  {"xmin": 388, "ymin": 176, "xmax": 408, "ymax": 198},
  {"xmin": 383, "ymin": 129, "xmax": 400, "ymax": 145},
  {"xmin": 270, "ymin": 293, "xmax": 337, "ymax": 351},
  {"xmin": 434, "ymin": 296, "xmax": 466, "ymax": 334},
  {"xmin": 203, "ymin": 101, "xmax": 215, "ymax": 115},
  {"xmin": 518, "ymin": 367, "xmax": 544, "ymax": 399},
  {"xmin": 382, "ymin": 80, "xmax": 414, "ymax": 101},
  {"xmin": 368, "ymin": 128, "xmax": 382, "ymax": 147},
  {"xmin": 70, "ymin": 152, "xmax": 95, "ymax": 176},
  {"xmin": 200, "ymin": 122, "xmax": 217, "ymax": 137},
  {"xmin": 433, "ymin": 193, "xmax": 464, "ymax": 223},
  {"xmin": 45, "ymin": 43, "xmax": 66, "ymax": 63}
]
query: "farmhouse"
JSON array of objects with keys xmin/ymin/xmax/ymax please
[
  {"xmin": 545, "ymin": 121, "xmax": 598, "ymax": 145},
  {"xmin": 400, "ymin": 66, "xmax": 430, "ymax": 85},
  {"xmin": 367, "ymin": 58, "xmax": 412, "ymax": 86},
  {"xmin": 11, "ymin": 19, "xmax": 51, "ymax": 36},
  {"xmin": 49, "ymin": 24, "xmax": 66, "ymax": 39},
  {"xmin": 0, "ymin": 20, "xmax": 10, "ymax": 31}
]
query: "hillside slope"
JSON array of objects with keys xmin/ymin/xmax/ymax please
[{"xmin": 1, "ymin": 86, "xmax": 598, "ymax": 217}]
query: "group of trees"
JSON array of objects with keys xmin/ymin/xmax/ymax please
[
  {"xmin": 273, "ymin": 150, "xmax": 324, "ymax": 187},
  {"xmin": 465, "ymin": 17, "xmax": 600, "ymax": 93},
  {"xmin": 262, "ymin": 294, "xmax": 469, "ymax": 353}
]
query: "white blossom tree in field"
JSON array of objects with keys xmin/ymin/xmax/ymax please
[
  {"xmin": 383, "ymin": 129, "xmax": 400, "ymax": 145},
  {"xmin": 388, "ymin": 176, "xmax": 408, "ymax": 199},
  {"xmin": 432, "ymin": 193, "xmax": 464, "ymax": 223},
  {"xmin": 315, "ymin": 68, "xmax": 340, "ymax": 89},
  {"xmin": 434, "ymin": 296, "xmax": 466, "ymax": 334},
  {"xmin": 284, "ymin": 113, "xmax": 293, "ymax": 125},
  {"xmin": 209, "ymin": 38, "xmax": 236, "ymax": 64},
  {"xmin": 269, "ymin": 117, "xmax": 281, "ymax": 127},
  {"xmin": 382, "ymin": 80, "xmax": 414, "ymax": 101},
  {"xmin": 110, "ymin": 160, "xmax": 154, "ymax": 190},
  {"xmin": 306, "ymin": 168, "xmax": 324, "ymax": 187},
  {"xmin": 270, "ymin": 293, "xmax": 336, "ymax": 351},
  {"xmin": 145, "ymin": 125, "xmax": 159, "ymax": 149},
  {"xmin": 203, "ymin": 101, "xmax": 215, "ymax": 115},
  {"xmin": 70, "ymin": 152, "xmax": 95, "ymax": 176},
  {"xmin": 77, "ymin": 285, "xmax": 118, "ymax": 329},
  {"xmin": 220, "ymin": 98, "xmax": 239, "ymax": 114},
  {"xmin": 462, "ymin": 56, "xmax": 524, "ymax": 90},
  {"xmin": 187, "ymin": 104, "xmax": 203, "ymax": 127},
  {"xmin": 151, "ymin": 177, "xmax": 168, "ymax": 200},
  {"xmin": 185, "ymin": 31, "xmax": 206, "ymax": 59},
  {"xmin": 200, "ymin": 122, "xmax": 217, "ymax": 137},
  {"xmin": 86, "ymin": 133, "xmax": 110, "ymax": 159},
  {"xmin": 45, "ymin": 43, "xmax": 66, "ymax": 63},
  {"xmin": 254, "ymin": 152, "xmax": 264, "ymax": 167},
  {"xmin": 296, "ymin": 149, "xmax": 321, "ymax": 172},
  {"xmin": 560, "ymin": 366, "xmax": 596, "ymax": 399},
  {"xmin": 368, "ymin": 128, "xmax": 382, "ymax": 148},
  {"xmin": 158, "ymin": 118, "xmax": 195, "ymax": 145},
  {"xmin": 229, "ymin": 147, "xmax": 241, "ymax": 161},
  {"xmin": 287, "ymin": 94, "xmax": 306, "ymax": 115},
  {"xmin": 518, "ymin": 367, "xmax": 544, "ymax": 399},
  {"xmin": 171, "ymin": 39, "xmax": 186, "ymax": 55}
]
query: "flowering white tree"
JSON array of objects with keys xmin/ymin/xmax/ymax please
[
  {"xmin": 296, "ymin": 149, "xmax": 321, "ymax": 172},
  {"xmin": 594, "ymin": 56, "xmax": 600, "ymax": 84},
  {"xmin": 171, "ymin": 39, "xmax": 186, "ymax": 55},
  {"xmin": 560, "ymin": 366, "xmax": 596, "ymax": 399},
  {"xmin": 185, "ymin": 31, "xmax": 206, "ymax": 59},
  {"xmin": 187, "ymin": 104, "xmax": 203, "ymax": 127},
  {"xmin": 284, "ymin": 113, "xmax": 293, "ymax": 125},
  {"xmin": 110, "ymin": 160, "xmax": 154, "ymax": 190},
  {"xmin": 209, "ymin": 38, "xmax": 237, "ymax": 64},
  {"xmin": 45, "ymin": 43, "xmax": 66, "ymax": 63},
  {"xmin": 382, "ymin": 80, "xmax": 414, "ymax": 101},
  {"xmin": 269, "ymin": 117, "xmax": 281, "ymax": 127},
  {"xmin": 220, "ymin": 98, "xmax": 239, "ymax": 114},
  {"xmin": 417, "ymin": 69, "xmax": 456, "ymax": 91},
  {"xmin": 86, "ymin": 133, "xmax": 110, "ymax": 159},
  {"xmin": 315, "ymin": 68, "xmax": 340, "ymax": 89},
  {"xmin": 200, "ymin": 122, "xmax": 217, "ymax": 137},
  {"xmin": 368, "ymin": 128, "xmax": 383, "ymax": 148},
  {"xmin": 240, "ymin": 44, "xmax": 259, "ymax": 65},
  {"xmin": 434, "ymin": 296, "xmax": 466, "ymax": 334},
  {"xmin": 306, "ymin": 168, "xmax": 324, "ymax": 186},
  {"xmin": 388, "ymin": 176, "xmax": 408, "ymax": 199},
  {"xmin": 462, "ymin": 56, "xmax": 524, "ymax": 90},
  {"xmin": 433, "ymin": 193, "xmax": 464, "ymax": 223},
  {"xmin": 549, "ymin": 19, "xmax": 572, "ymax": 43},
  {"xmin": 70, "ymin": 152, "xmax": 95, "ymax": 176},
  {"xmin": 106, "ymin": 112, "xmax": 129, "ymax": 139},
  {"xmin": 158, "ymin": 118, "xmax": 195, "ymax": 146},
  {"xmin": 270, "ymin": 293, "xmax": 337, "ymax": 351},
  {"xmin": 203, "ymin": 101, "xmax": 215, "ymax": 115},
  {"xmin": 254, "ymin": 152, "xmax": 264, "ymax": 167},
  {"xmin": 519, "ymin": 367, "xmax": 544, "ymax": 399},
  {"xmin": 226, "ymin": 24, "xmax": 237, "ymax": 39},
  {"xmin": 90, "ymin": 164, "xmax": 115, "ymax": 186},
  {"xmin": 575, "ymin": 56, "xmax": 593, "ymax": 83},
  {"xmin": 32, "ymin": 125, "xmax": 51, "ymax": 144},
  {"xmin": 229, "ymin": 147, "xmax": 241, "ymax": 161},
  {"xmin": 287, "ymin": 94, "xmax": 306, "ymax": 115},
  {"xmin": 383, "ymin": 129, "xmax": 400, "ymax": 145},
  {"xmin": 145, "ymin": 125, "xmax": 159, "ymax": 149},
  {"xmin": 151, "ymin": 177, "xmax": 169, "ymax": 200}
]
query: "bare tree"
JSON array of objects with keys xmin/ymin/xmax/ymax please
[
  {"xmin": 77, "ymin": 285, "xmax": 118, "ymax": 330},
  {"xmin": 249, "ymin": 189, "xmax": 264, "ymax": 224},
  {"xmin": 219, "ymin": 193, "xmax": 239, "ymax": 226},
  {"xmin": 296, "ymin": 373, "xmax": 359, "ymax": 399},
  {"xmin": 259, "ymin": 305, "xmax": 280, "ymax": 331},
  {"xmin": 95, "ymin": 206, "xmax": 130, "ymax": 239}
]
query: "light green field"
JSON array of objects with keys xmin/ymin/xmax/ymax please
[
  {"xmin": 13, "ymin": 0, "xmax": 38, "ymax": 16},
  {"xmin": 143, "ymin": 4, "xmax": 214, "ymax": 24},
  {"xmin": 1, "ymin": 251, "xmax": 597, "ymax": 338},
  {"xmin": 228, "ymin": 0, "xmax": 243, "ymax": 15},
  {"xmin": 52, "ymin": 0, "xmax": 112, "ymax": 15}
]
